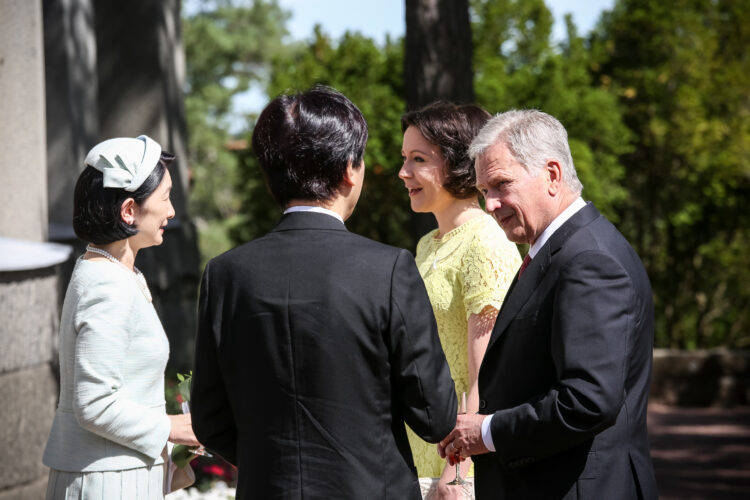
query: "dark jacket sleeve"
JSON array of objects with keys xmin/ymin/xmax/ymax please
[
  {"xmin": 190, "ymin": 261, "xmax": 238, "ymax": 465},
  {"xmin": 387, "ymin": 249, "xmax": 457, "ymax": 443},
  {"xmin": 490, "ymin": 250, "xmax": 633, "ymax": 464}
]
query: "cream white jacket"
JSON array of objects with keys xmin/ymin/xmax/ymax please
[{"xmin": 43, "ymin": 258, "xmax": 171, "ymax": 472}]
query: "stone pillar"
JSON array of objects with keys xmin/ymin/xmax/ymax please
[
  {"xmin": 94, "ymin": 0, "xmax": 199, "ymax": 371},
  {"xmin": 0, "ymin": 0, "xmax": 48, "ymax": 242},
  {"xmin": 0, "ymin": 3, "xmax": 63, "ymax": 498}
]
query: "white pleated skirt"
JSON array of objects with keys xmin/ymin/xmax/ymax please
[{"xmin": 45, "ymin": 465, "xmax": 165, "ymax": 500}]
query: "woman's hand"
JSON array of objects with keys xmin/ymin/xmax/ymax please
[
  {"xmin": 433, "ymin": 482, "xmax": 466, "ymax": 500},
  {"xmin": 168, "ymin": 413, "xmax": 200, "ymax": 446}
]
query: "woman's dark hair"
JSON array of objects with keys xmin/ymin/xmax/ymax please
[
  {"xmin": 72, "ymin": 152, "xmax": 175, "ymax": 244},
  {"xmin": 251, "ymin": 85, "xmax": 368, "ymax": 208},
  {"xmin": 401, "ymin": 102, "xmax": 491, "ymax": 199}
]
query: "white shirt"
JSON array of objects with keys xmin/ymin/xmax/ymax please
[
  {"xmin": 480, "ymin": 196, "xmax": 586, "ymax": 452},
  {"xmin": 284, "ymin": 205, "xmax": 344, "ymax": 223}
]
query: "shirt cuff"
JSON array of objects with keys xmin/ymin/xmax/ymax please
[{"xmin": 481, "ymin": 414, "xmax": 496, "ymax": 452}]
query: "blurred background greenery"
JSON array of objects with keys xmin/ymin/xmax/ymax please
[{"xmin": 181, "ymin": 0, "xmax": 750, "ymax": 350}]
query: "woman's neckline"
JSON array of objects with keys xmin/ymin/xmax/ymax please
[
  {"xmin": 432, "ymin": 212, "xmax": 487, "ymax": 243},
  {"xmin": 77, "ymin": 254, "xmax": 152, "ymax": 302}
]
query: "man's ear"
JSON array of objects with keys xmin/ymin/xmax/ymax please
[
  {"xmin": 546, "ymin": 160, "xmax": 563, "ymax": 195},
  {"xmin": 342, "ymin": 161, "xmax": 358, "ymax": 187},
  {"xmin": 120, "ymin": 198, "xmax": 137, "ymax": 225}
]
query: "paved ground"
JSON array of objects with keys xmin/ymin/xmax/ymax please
[
  {"xmin": 648, "ymin": 403, "xmax": 750, "ymax": 499},
  {"xmin": 178, "ymin": 403, "xmax": 750, "ymax": 499}
]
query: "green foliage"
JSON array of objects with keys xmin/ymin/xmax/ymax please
[
  {"xmin": 593, "ymin": 0, "xmax": 750, "ymax": 348},
  {"xmin": 176, "ymin": 371, "xmax": 193, "ymax": 401},
  {"xmin": 164, "ymin": 377, "xmax": 182, "ymax": 415},
  {"xmin": 471, "ymin": 0, "xmax": 632, "ymax": 221},
  {"xmin": 232, "ymin": 28, "xmax": 415, "ymax": 249},
  {"xmin": 185, "ymin": 0, "xmax": 748, "ymax": 349},
  {"xmin": 232, "ymin": 2, "xmax": 632, "ymax": 249},
  {"xmin": 182, "ymin": 0, "xmax": 290, "ymax": 265}
]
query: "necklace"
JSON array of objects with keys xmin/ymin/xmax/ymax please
[{"xmin": 85, "ymin": 244, "xmax": 152, "ymax": 302}]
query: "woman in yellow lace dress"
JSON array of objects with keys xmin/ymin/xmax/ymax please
[{"xmin": 399, "ymin": 102, "xmax": 521, "ymax": 499}]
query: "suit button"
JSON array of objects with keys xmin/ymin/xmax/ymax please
[{"xmin": 479, "ymin": 399, "xmax": 486, "ymax": 409}]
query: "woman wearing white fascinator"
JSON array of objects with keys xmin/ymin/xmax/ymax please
[{"xmin": 42, "ymin": 135, "xmax": 200, "ymax": 499}]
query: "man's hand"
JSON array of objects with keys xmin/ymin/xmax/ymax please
[{"xmin": 438, "ymin": 413, "xmax": 489, "ymax": 463}]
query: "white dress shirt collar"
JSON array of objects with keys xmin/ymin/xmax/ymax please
[
  {"xmin": 283, "ymin": 205, "xmax": 344, "ymax": 223},
  {"xmin": 528, "ymin": 197, "xmax": 587, "ymax": 259}
]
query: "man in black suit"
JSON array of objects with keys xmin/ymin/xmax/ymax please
[
  {"xmin": 439, "ymin": 110, "xmax": 658, "ymax": 499},
  {"xmin": 190, "ymin": 86, "xmax": 457, "ymax": 499}
]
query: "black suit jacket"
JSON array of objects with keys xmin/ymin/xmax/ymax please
[
  {"xmin": 474, "ymin": 203, "xmax": 658, "ymax": 500},
  {"xmin": 191, "ymin": 212, "xmax": 457, "ymax": 499}
]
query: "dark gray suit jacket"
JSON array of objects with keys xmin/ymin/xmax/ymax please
[
  {"xmin": 474, "ymin": 203, "xmax": 658, "ymax": 499},
  {"xmin": 191, "ymin": 212, "xmax": 457, "ymax": 499}
]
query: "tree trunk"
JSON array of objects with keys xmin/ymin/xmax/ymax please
[
  {"xmin": 404, "ymin": 0, "xmax": 475, "ymax": 242},
  {"xmin": 405, "ymin": 0, "xmax": 474, "ymax": 109}
]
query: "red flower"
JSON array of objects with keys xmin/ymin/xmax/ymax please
[
  {"xmin": 202, "ymin": 464, "xmax": 226, "ymax": 477},
  {"xmin": 176, "ymin": 394, "xmax": 184, "ymax": 403}
]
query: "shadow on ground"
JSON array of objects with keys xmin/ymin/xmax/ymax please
[{"xmin": 649, "ymin": 403, "xmax": 750, "ymax": 499}]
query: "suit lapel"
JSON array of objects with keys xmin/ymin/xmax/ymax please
[
  {"xmin": 485, "ymin": 247, "xmax": 549, "ymax": 353},
  {"xmin": 484, "ymin": 203, "xmax": 602, "ymax": 354}
]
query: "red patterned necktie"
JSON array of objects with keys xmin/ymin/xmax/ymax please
[{"xmin": 519, "ymin": 254, "xmax": 532, "ymax": 277}]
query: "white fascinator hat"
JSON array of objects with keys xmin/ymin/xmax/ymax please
[{"xmin": 84, "ymin": 135, "xmax": 163, "ymax": 192}]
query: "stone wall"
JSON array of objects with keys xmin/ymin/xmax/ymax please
[
  {"xmin": 43, "ymin": 0, "xmax": 98, "ymax": 233},
  {"xmin": 0, "ymin": 267, "xmax": 63, "ymax": 500},
  {"xmin": 651, "ymin": 348, "xmax": 750, "ymax": 407}
]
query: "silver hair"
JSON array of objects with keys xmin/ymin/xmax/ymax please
[{"xmin": 468, "ymin": 109, "xmax": 583, "ymax": 194}]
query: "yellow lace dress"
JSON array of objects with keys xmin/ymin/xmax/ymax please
[{"xmin": 407, "ymin": 212, "xmax": 521, "ymax": 479}]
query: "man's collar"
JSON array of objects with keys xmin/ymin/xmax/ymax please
[
  {"xmin": 283, "ymin": 205, "xmax": 344, "ymax": 223},
  {"xmin": 528, "ymin": 197, "xmax": 586, "ymax": 258}
]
